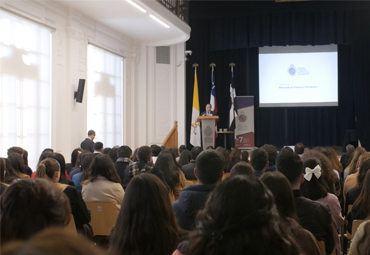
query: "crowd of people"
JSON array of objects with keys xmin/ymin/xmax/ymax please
[{"xmin": 1, "ymin": 131, "xmax": 369, "ymax": 255}]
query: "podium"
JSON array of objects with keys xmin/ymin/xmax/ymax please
[{"xmin": 197, "ymin": 116, "xmax": 219, "ymax": 150}]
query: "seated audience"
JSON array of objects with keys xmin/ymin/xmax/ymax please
[
  {"xmin": 260, "ymin": 172, "xmax": 322, "ymax": 255},
  {"xmin": 348, "ymin": 220, "xmax": 370, "ymax": 255},
  {"xmin": 344, "ymin": 151, "xmax": 370, "ymax": 199},
  {"xmin": 102, "ymin": 147, "xmax": 112, "ymax": 155},
  {"xmin": 0, "ymin": 179, "xmax": 70, "ymax": 244},
  {"xmin": 31, "ymin": 149, "xmax": 55, "ymax": 179},
  {"xmin": 150, "ymin": 145, "xmax": 162, "ymax": 164},
  {"xmin": 93, "ymin": 142, "xmax": 103, "ymax": 154},
  {"xmin": 7, "ymin": 146, "xmax": 32, "ymax": 177},
  {"xmin": 178, "ymin": 150, "xmax": 191, "ymax": 167},
  {"xmin": 345, "ymin": 157, "xmax": 370, "ymax": 213},
  {"xmin": 72, "ymin": 153, "xmax": 96, "ymax": 193},
  {"xmin": 155, "ymin": 152, "xmax": 185, "ymax": 202},
  {"xmin": 344, "ymin": 147, "xmax": 366, "ymax": 182},
  {"xmin": 66, "ymin": 148, "xmax": 82, "ymax": 175},
  {"xmin": 250, "ymin": 148, "xmax": 269, "ymax": 179},
  {"xmin": 328, "ymin": 147, "xmax": 343, "ymax": 175},
  {"xmin": 229, "ymin": 147, "xmax": 242, "ymax": 169},
  {"xmin": 181, "ymin": 146, "xmax": 202, "ymax": 181},
  {"xmin": 36, "ymin": 158, "xmax": 91, "ymax": 234},
  {"xmin": 261, "ymin": 144, "xmax": 277, "ymax": 172},
  {"xmin": 69, "ymin": 151, "xmax": 90, "ymax": 179},
  {"xmin": 123, "ymin": 146, "xmax": 168, "ymax": 189},
  {"xmin": 277, "ymin": 150, "xmax": 334, "ymax": 254},
  {"xmin": 294, "ymin": 142, "xmax": 305, "ymax": 156},
  {"xmin": 7, "ymin": 153, "xmax": 30, "ymax": 180},
  {"xmin": 0, "ymin": 158, "xmax": 9, "ymax": 195},
  {"xmin": 346, "ymin": 170, "xmax": 370, "ymax": 233},
  {"xmin": 49, "ymin": 153, "xmax": 74, "ymax": 186},
  {"xmin": 82, "ymin": 154, "xmax": 124, "ymax": 210},
  {"xmin": 179, "ymin": 145, "xmax": 187, "ymax": 154},
  {"xmin": 3, "ymin": 158, "xmax": 21, "ymax": 183},
  {"xmin": 114, "ymin": 146, "xmax": 132, "ymax": 184},
  {"xmin": 241, "ymin": 150, "xmax": 249, "ymax": 163},
  {"xmin": 109, "ymin": 147, "xmax": 119, "ymax": 163},
  {"xmin": 179, "ymin": 176, "xmax": 300, "ymax": 255},
  {"xmin": 109, "ymin": 173, "xmax": 180, "ymax": 255},
  {"xmin": 172, "ymin": 150, "xmax": 224, "ymax": 230},
  {"xmin": 301, "ymin": 156, "xmax": 344, "ymax": 255},
  {"xmin": 230, "ymin": 161, "xmax": 254, "ymax": 177},
  {"xmin": 2, "ymin": 227, "xmax": 103, "ymax": 255}
]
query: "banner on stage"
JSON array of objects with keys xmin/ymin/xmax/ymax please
[{"xmin": 235, "ymin": 96, "xmax": 255, "ymax": 148}]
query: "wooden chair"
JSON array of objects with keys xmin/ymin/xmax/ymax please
[
  {"xmin": 65, "ymin": 214, "xmax": 77, "ymax": 236},
  {"xmin": 85, "ymin": 202, "xmax": 119, "ymax": 236},
  {"xmin": 342, "ymin": 219, "xmax": 364, "ymax": 254},
  {"xmin": 318, "ymin": 241, "xmax": 326, "ymax": 255}
]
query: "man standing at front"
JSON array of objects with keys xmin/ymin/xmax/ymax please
[{"xmin": 81, "ymin": 130, "xmax": 95, "ymax": 152}]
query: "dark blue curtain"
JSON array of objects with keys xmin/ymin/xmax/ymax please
[{"xmin": 185, "ymin": 1, "xmax": 370, "ymax": 149}]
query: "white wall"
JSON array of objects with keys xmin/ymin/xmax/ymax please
[{"xmin": 1, "ymin": 0, "xmax": 186, "ymax": 165}]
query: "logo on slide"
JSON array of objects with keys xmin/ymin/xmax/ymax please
[
  {"xmin": 238, "ymin": 112, "xmax": 247, "ymax": 122},
  {"xmin": 288, "ymin": 64, "xmax": 296, "ymax": 76}
]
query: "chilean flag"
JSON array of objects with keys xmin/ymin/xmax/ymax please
[{"xmin": 210, "ymin": 66, "xmax": 218, "ymax": 138}]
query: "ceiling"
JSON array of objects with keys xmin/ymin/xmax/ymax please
[{"xmin": 52, "ymin": 0, "xmax": 190, "ymax": 46}]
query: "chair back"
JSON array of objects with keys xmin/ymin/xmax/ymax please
[
  {"xmin": 85, "ymin": 202, "xmax": 119, "ymax": 236},
  {"xmin": 352, "ymin": 220, "xmax": 364, "ymax": 237}
]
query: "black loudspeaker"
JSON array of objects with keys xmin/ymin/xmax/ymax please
[{"xmin": 74, "ymin": 79, "xmax": 85, "ymax": 103}]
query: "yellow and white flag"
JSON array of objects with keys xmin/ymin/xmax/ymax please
[{"xmin": 190, "ymin": 68, "xmax": 201, "ymax": 147}]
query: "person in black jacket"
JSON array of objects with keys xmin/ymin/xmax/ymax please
[
  {"xmin": 114, "ymin": 146, "xmax": 132, "ymax": 185},
  {"xmin": 277, "ymin": 150, "xmax": 334, "ymax": 255},
  {"xmin": 80, "ymin": 130, "xmax": 95, "ymax": 152},
  {"xmin": 123, "ymin": 146, "xmax": 169, "ymax": 190},
  {"xmin": 172, "ymin": 150, "xmax": 224, "ymax": 230},
  {"xmin": 181, "ymin": 146, "xmax": 203, "ymax": 180}
]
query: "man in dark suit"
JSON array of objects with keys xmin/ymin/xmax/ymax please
[
  {"xmin": 80, "ymin": 130, "xmax": 95, "ymax": 152},
  {"xmin": 114, "ymin": 146, "xmax": 132, "ymax": 185},
  {"xmin": 200, "ymin": 104, "xmax": 217, "ymax": 116}
]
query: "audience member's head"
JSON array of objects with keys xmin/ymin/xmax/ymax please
[
  {"xmin": 94, "ymin": 142, "xmax": 103, "ymax": 153},
  {"xmin": 3, "ymin": 158, "xmax": 20, "ymax": 183},
  {"xmin": 190, "ymin": 146, "xmax": 203, "ymax": 161},
  {"xmin": 215, "ymin": 147, "xmax": 231, "ymax": 173},
  {"xmin": 300, "ymin": 155, "xmax": 328, "ymax": 200},
  {"xmin": 241, "ymin": 150, "xmax": 249, "ymax": 163},
  {"xmin": 80, "ymin": 153, "xmax": 96, "ymax": 181},
  {"xmin": 117, "ymin": 146, "xmax": 132, "ymax": 159},
  {"xmin": 37, "ymin": 149, "xmax": 54, "ymax": 167},
  {"xmin": 49, "ymin": 153, "xmax": 69, "ymax": 184},
  {"xmin": 109, "ymin": 173, "xmax": 180, "ymax": 255},
  {"xmin": 35, "ymin": 158, "xmax": 61, "ymax": 182},
  {"xmin": 138, "ymin": 146, "xmax": 152, "ymax": 162},
  {"xmin": 357, "ymin": 158, "xmax": 370, "ymax": 190},
  {"xmin": 154, "ymin": 152, "xmax": 178, "ymax": 191},
  {"xmin": 7, "ymin": 146, "xmax": 24, "ymax": 156},
  {"xmin": 261, "ymin": 144, "xmax": 278, "ymax": 166},
  {"xmin": 206, "ymin": 146, "xmax": 214, "ymax": 150},
  {"xmin": 186, "ymin": 175, "xmax": 299, "ymax": 255},
  {"xmin": 276, "ymin": 150, "xmax": 303, "ymax": 187},
  {"xmin": 22, "ymin": 150, "xmax": 29, "ymax": 167},
  {"xmin": 87, "ymin": 154, "xmax": 121, "ymax": 183},
  {"xmin": 346, "ymin": 144, "xmax": 355, "ymax": 153},
  {"xmin": 160, "ymin": 146, "xmax": 166, "ymax": 151},
  {"xmin": 179, "ymin": 145, "xmax": 187, "ymax": 153},
  {"xmin": 102, "ymin": 147, "xmax": 112, "ymax": 155},
  {"xmin": 178, "ymin": 150, "xmax": 191, "ymax": 167},
  {"xmin": 260, "ymin": 171, "xmax": 298, "ymax": 221},
  {"xmin": 294, "ymin": 143, "xmax": 305, "ymax": 155},
  {"xmin": 109, "ymin": 147, "xmax": 119, "ymax": 163},
  {"xmin": 151, "ymin": 145, "xmax": 162, "ymax": 157},
  {"xmin": 172, "ymin": 147, "xmax": 180, "ymax": 158},
  {"xmin": 70, "ymin": 148, "xmax": 82, "ymax": 168},
  {"xmin": 0, "ymin": 179, "xmax": 71, "ymax": 244},
  {"xmin": 281, "ymin": 146, "xmax": 294, "ymax": 153},
  {"xmin": 87, "ymin": 130, "xmax": 95, "ymax": 140},
  {"xmin": 8, "ymin": 153, "xmax": 26, "ymax": 174},
  {"xmin": 230, "ymin": 161, "xmax": 254, "ymax": 177},
  {"xmin": 250, "ymin": 148, "xmax": 269, "ymax": 172},
  {"xmin": 2, "ymin": 227, "xmax": 103, "ymax": 255},
  {"xmin": 195, "ymin": 150, "xmax": 224, "ymax": 185},
  {"xmin": 353, "ymin": 170, "xmax": 370, "ymax": 218},
  {"xmin": 327, "ymin": 147, "xmax": 343, "ymax": 173},
  {"xmin": 230, "ymin": 148, "xmax": 242, "ymax": 162},
  {"xmin": 131, "ymin": 148, "xmax": 139, "ymax": 162},
  {"xmin": 347, "ymin": 147, "xmax": 366, "ymax": 175}
]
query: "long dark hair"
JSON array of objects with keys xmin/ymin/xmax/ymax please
[
  {"xmin": 35, "ymin": 158, "xmax": 60, "ymax": 181},
  {"xmin": 87, "ymin": 154, "xmax": 121, "ymax": 183},
  {"xmin": 37, "ymin": 149, "xmax": 54, "ymax": 167},
  {"xmin": 260, "ymin": 171, "xmax": 298, "ymax": 221},
  {"xmin": 0, "ymin": 179, "xmax": 71, "ymax": 244},
  {"xmin": 215, "ymin": 147, "xmax": 231, "ymax": 173},
  {"xmin": 300, "ymin": 156, "xmax": 329, "ymax": 200},
  {"xmin": 81, "ymin": 153, "xmax": 96, "ymax": 181},
  {"xmin": 22, "ymin": 150, "xmax": 30, "ymax": 167},
  {"xmin": 155, "ymin": 152, "xmax": 180, "ymax": 191},
  {"xmin": 109, "ymin": 173, "xmax": 180, "ymax": 255},
  {"xmin": 49, "ymin": 153, "xmax": 69, "ymax": 185},
  {"xmin": 71, "ymin": 148, "xmax": 82, "ymax": 168},
  {"xmin": 186, "ymin": 176, "xmax": 299, "ymax": 255},
  {"xmin": 357, "ymin": 158, "xmax": 370, "ymax": 190},
  {"xmin": 352, "ymin": 170, "xmax": 370, "ymax": 218},
  {"xmin": 3, "ymin": 158, "xmax": 20, "ymax": 183},
  {"xmin": 8, "ymin": 153, "xmax": 25, "ymax": 174},
  {"xmin": 178, "ymin": 150, "xmax": 191, "ymax": 167}
]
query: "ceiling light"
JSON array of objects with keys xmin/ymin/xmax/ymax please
[
  {"xmin": 149, "ymin": 14, "xmax": 169, "ymax": 28},
  {"xmin": 126, "ymin": 0, "xmax": 146, "ymax": 13}
]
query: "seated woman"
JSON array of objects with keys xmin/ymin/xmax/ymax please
[
  {"xmin": 301, "ymin": 156, "xmax": 344, "ymax": 255},
  {"xmin": 347, "ymin": 170, "xmax": 370, "ymax": 234},
  {"xmin": 176, "ymin": 175, "xmax": 300, "ymax": 255},
  {"xmin": 81, "ymin": 154, "xmax": 124, "ymax": 210},
  {"xmin": 36, "ymin": 158, "xmax": 91, "ymax": 235},
  {"xmin": 260, "ymin": 171, "xmax": 322, "ymax": 255},
  {"xmin": 109, "ymin": 173, "xmax": 180, "ymax": 255},
  {"xmin": 155, "ymin": 152, "xmax": 185, "ymax": 202},
  {"xmin": 49, "ymin": 153, "xmax": 75, "ymax": 186},
  {"xmin": 7, "ymin": 153, "xmax": 30, "ymax": 180},
  {"xmin": 0, "ymin": 179, "xmax": 70, "ymax": 244},
  {"xmin": 72, "ymin": 153, "xmax": 96, "ymax": 193}
]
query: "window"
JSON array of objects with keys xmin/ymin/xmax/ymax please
[
  {"xmin": 0, "ymin": 10, "xmax": 52, "ymax": 169},
  {"xmin": 87, "ymin": 44, "xmax": 123, "ymax": 147}
]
